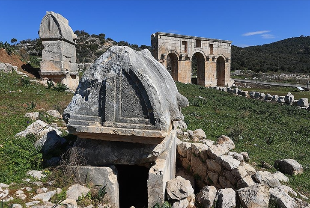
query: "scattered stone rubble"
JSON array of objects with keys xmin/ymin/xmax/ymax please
[
  {"xmin": 0, "ymin": 62, "xmax": 18, "ymax": 73},
  {"xmin": 0, "ymin": 174, "xmax": 112, "ymax": 208},
  {"xmin": 16, "ymin": 110, "xmax": 68, "ymax": 167},
  {"xmin": 212, "ymin": 86, "xmax": 310, "ymax": 110},
  {"xmin": 3, "ymin": 109, "xmax": 309, "ymax": 207}
]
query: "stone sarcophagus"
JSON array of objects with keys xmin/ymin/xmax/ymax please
[
  {"xmin": 39, "ymin": 11, "xmax": 79, "ymax": 90},
  {"xmin": 64, "ymin": 46, "xmax": 188, "ymax": 207},
  {"xmin": 64, "ymin": 46, "xmax": 188, "ymax": 144}
]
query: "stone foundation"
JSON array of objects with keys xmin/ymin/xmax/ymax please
[{"xmin": 69, "ymin": 130, "xmax": 177, "ymax": 207}]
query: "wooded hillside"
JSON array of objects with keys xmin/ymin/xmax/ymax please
[
  {"xmin": 2, "ymin": 33, "xmax": 310, "ymax": 74},
  {"xmin": 232, "ymin": 36, "xmax": 310, "ymax": 73}
]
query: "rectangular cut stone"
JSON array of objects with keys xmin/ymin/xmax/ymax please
[
  {"xmin": 69, "ymin": 166, "xmax": 119, "ymax": 208},
  {"xmin": 148, "ymin": 131, "xmax": 176, "ymax": 207},
  {"xmin": 70, "ymin": 131, "xmax": 175, "ymax": 166},
  {"xmin": 191, "ymin": 154, "xmax": 207, "ymax": 180}
]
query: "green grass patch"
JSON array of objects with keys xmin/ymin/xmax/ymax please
[
  {"xmin": 177, "ymin": 82, "xmax": 310, "ymax": 196},
  {"xmin": 0, "ymin": 72, "xmax": 73, "ymax": 183}
]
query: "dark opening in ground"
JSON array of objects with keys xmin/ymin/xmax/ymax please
[{"xmin": 115, "ymin": 165, "xmax": 149, "ymax": 208}]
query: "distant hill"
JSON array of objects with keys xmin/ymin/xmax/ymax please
[
  {"xmin": 11, "ymin": 30, "xmax": 151, "ymax": 64},
  {"xmin": 3, "ymin": 33, "xmax": 310, "ymax": 74},
  {"xmin": 232, "ymin": 36, "xmax": 310, "ymax": 73}
]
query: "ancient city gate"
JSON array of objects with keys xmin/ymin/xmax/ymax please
[{"xmin": 151, "ymin": 32, "xmax": 234, "ymax": 87}]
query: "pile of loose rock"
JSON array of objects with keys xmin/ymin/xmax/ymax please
[
  {"xmin": 213, "ymin": 86, "xmax": 310, "ymax": 109},
  {"xmin": 168, "ymin": 128, "xmax": 309, "ymax": 208},
  {"xmin": 3, "ymin": 110, "xmax": 309, "ymax": 207},
  {"xmin": 0, "ymin": 170, "xmax": 110, "ymax": 208}
]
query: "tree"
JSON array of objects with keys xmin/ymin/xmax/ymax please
[{"xmin": 11, "ymin": 38, "xmax": 17, "ymax": 44}]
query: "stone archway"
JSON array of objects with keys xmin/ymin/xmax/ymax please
[
  {"xmin": 216, "ymin": 56, "xmax": 225, "ymax": 86},
  {"xmin": 167, "ymin": 53, "xmax": 178, "ymax": 81},
  {"xmin": 192, "ymin": 52, "xmax": 205, "ymax": 86}
]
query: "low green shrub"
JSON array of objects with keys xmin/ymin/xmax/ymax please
[{"xmin": 0, "ymin": 134, "xmax": 42, "ymax": 183}]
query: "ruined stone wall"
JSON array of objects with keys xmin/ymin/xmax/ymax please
[{"xmin": 151, "ymin": 32, "xmax": 234, "ymax": 87}]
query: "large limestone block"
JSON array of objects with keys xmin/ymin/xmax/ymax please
[
  {"xmin": 177, "ymin": 142, "xmax": 192, "ymax": 158},
  {"xmin": 32, "ymin": 190, "xmax": 56, "ymax": 202},
  {"xmin": 206, "ymin": 159, "xmax": 222, "ymax": 173},
  {"xmin": 191, "ymin": 143, "xmax": 209, "ymax": 161},
  {"xmin": 39, "ymin": 11, "xmax": 76, "ymax": 42},
  {"xmin": 231, "ymin": 166, "xmax": 248, "ymax": 180},
  {"xmin": 192, "ymin": 129, "xmax": 206, "ymax": 141},
  {"xmin": 285, "ymin": 92, "xmax": 294, "ymax": 105},
  {"xmin": 70, "ymin": 131, "xmax": 175, "ymax": 166},
  {"xmin": 273, "ymin": 171, "xmax": 289, "ymax": 183},
  {"xmin": 166, "ymin": 176, "xmax": 194, "ymax": 201},
  {"xmin": 71, "ymin": 166, "xmax": 119, "ymax": 208},
  {"xmin": 252, "ymin": 171, "xmax": 281, "ymax": 188},
  {"xmin": 297, "ymin": 98, "xmax": 309, "ymax": 107},
  {"xmin": 270, "ymin": 185, "xmax": 298, "ymax": 208},
  {"xmin": 216, "ymin": 135, "xmax": 235, "ymax": 150},
  {"xmin": 274, "ymin": 159, "xmax": 303, "ymax": 175},
  {"xmin": 237, "ymin": 184, "xmax": 270, "ymax": 208},
  {"xmin": 236, "ymin": 175, "xmax": 256, "ymax": 189},
  {"xmin": 15, "ymin": 120, "xmax": 48, "ymax": 138},
  {"xmin": 196, "ymin": 186, "xmax": 217, "ymax": 208},
  {"xmin": 215, "ymin": 188, "xmax": 236, "ymax": 208},
  {"xmin": 207, "ymin": 145, "xmax": 229, "ymax": 159},
  {"xmin": 216, "ymin": 155, "xmax": 240, "ymax": 170},
  {"xmin": 191, "ymin": 154, "xmax": 207, "ymax": 179},
  {"xmin": 66, "ymin": 184, "xmax": 90, "ymax": 200}
]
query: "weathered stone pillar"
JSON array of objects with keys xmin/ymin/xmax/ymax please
[
  {"xmin": 39, "ymin": 11, "xmax": 79, "ymax": 91},
  {"xmin": 178, "ymin": 60, "xmax": 192, "ymax": 83}
]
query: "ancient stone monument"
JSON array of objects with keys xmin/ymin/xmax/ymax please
[
  {"xmin": 151, "ymin": 32, "xmax": 234, "ymax": 87},
  {"xmin": 39, "ymin": 11, "xmax": 79, "ymax": 90},
  {"xmin": 64, "ymin": 46, "xmax": 188, "ymax": 207}
]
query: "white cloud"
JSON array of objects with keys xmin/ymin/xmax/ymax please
[
  {"xmin": 242, "ymin": 30, "xmax": 270, "ymax": 36},
  {"xmin": 261, "ymin": 33, "xmax": 275, "ymax": 39}
]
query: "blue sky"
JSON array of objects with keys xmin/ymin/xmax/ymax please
[{"xmin": 0, "ymin": 0, "xmax": 310, "ymax": 47}]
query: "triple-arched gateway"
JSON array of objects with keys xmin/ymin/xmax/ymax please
[{"xmin": 151, "ymin": 32, "xmax": 234, "ymax": 87}]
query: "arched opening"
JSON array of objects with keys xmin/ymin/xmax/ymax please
[
  {"xmin": 216, "ymin": 56, "xmax": 225, "ymax": 86},
  {"xmin": 167, "ymin": 53, "xmax": 178, "ymax": 81},
  {"xmin": 192, "ymin": 52, "xmax": 205, "ymax": 86}
]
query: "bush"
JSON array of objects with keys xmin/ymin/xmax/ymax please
[
  {"xmin": 20, "ymin": 76, "xmax": 31, "ymax": 87},
  {"xmin": 0, "ymin": 134, "xmax": 43, "ymax": 183},
  {"xmin": 53, "ymin": 83, "xmax": 68, "ymax": 92}
]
